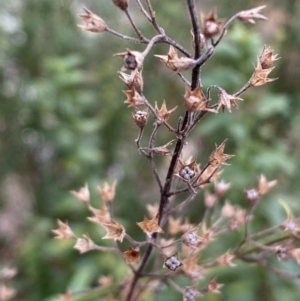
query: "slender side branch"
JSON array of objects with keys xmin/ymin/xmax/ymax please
[
  {"xmin": 125, "ymin": 9, "xmax": 147, "ymax": 41},
  {"xmin": 106, "ymin": 27, "xmax": 143, "ymax": 43}
]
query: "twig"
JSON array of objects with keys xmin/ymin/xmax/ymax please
[
  {"xmin": 148, "ymin": 124, "xmax": 163, "ymax": 192},
  {"xmin": 106, "ymin": 27, "xmax": 142, "ymax": 43},
  {"xmin": 145, "ymin": 0, "xmax": 163, "ymax": 34},
  {"xmin": 135, "ymin": 128, "xmax": 148, "ymax": 157},
  {"xmin": 187, "ymin": 0, "xmax": 202, "ymax": 88},
  {"xmin": 135, "ymin": 0, "xmax": 151, "ymax": 21},
  {"xmin": 125, "ymin": 9, "xmax": 147, "ymax": 41}
]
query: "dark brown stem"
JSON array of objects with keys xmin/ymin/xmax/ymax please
[{"xmin": 187, "ymin": 0, "xmax": 202, "ymax": 89}]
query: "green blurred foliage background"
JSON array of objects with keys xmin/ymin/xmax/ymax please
[{"xmin": 0, "ymin": 0, "xmax": 300, "ymax": 300}]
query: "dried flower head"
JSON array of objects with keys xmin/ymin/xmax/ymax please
[
  {"xmin": 70, "ymin": 183, "xmax": 90, "ymax": 204},
  {"xmin": 119, "ymin": 69, "xmax": 143, "ymax": 94},
  {"xmin": 123, "ymin": 247, "xmax": 140, "ymax": 264},
  {"xmin": 245, "ymin": 188, "xmax": 260, "ymax": 203},
  {"xmin": 275, "ymin": 246, "xmax": 288, "ymax": 260},
  {"xmin": 112, "ymin": 0, "xmax": 128, "ymax": 11},
  {"xmin": 202, "ymin": 8, "xmax": 223, "ymax": 38},
  {"xmin": 250, "ymin": 58, "xmax": 277, "ymax": 86},
  {"xmin": 175, "ymin": 158, "xmax": 199, "ymax": 182},
  {"xmin": 216, "ymin": 251, "xmax": 236, "ymax": 267},
  {"xmin": 164, "ymin": 252, "xmax": 183, "ymax": 271},
  {"xmin": 215, "ymin": 180, "xmax": 231, "ymax": 197},
  {"xmin": 137, "ymin": 214, "xmax": 164, "ymax": 237},
  {"xmin": 259, "ymin": 46, "xmax": 280, "ymax": 69},
  {"xmin": 217, "ymin": 88, "xmax": 243, "ymax": 112},
  {"xmin": 74, "ymin": 234, "xmax": 95, "ymax": 253},
  {"xmin": 258, "ymin": 174, "xmax": 277, "ymax": 196},
  {"xmin": 228, "ymin": 208, "xmax": 248, "ymax": 230},
  {"xmin": 52, "ymin": 220, "xmax": 75, "ymax": 239},
  {"xmin": 123, "ymin": 89, "xmax": 145, "ymax": 107},
  {"xmin": 58, "ymin": 291, "xmax": 73, "ymax": 301},
  {"xmin": 281, "ymin": 218, "xmax": 300, "ymax": 234},
  {"xmin": 184, "ymin": 85, "xmax": 217, "ymax": 113},
  {"xmin": 146, "ymin": 203, "xmax": 159, "ymax": 218},
  {"xmin": 206, "ymin": 278, "xmax": 223, "ymax": 294},
  {"xmin": 88, "ymin": 202, "xmax": 111, "ymax": 224},
  {"xmin": 237, "ymin": 5, "xmax": 267, "ymax": 24},
  {"xmin": 114, "ymin": 49, "xmax": 144, "ymax": 71},
  {"xmin": 101, "ymin": 219, "xmax": 126, "ymax": 242},
  {"xmin": 182, "ymin": 255, "xmax": 204, "ymax": 280},
  {"xmin": 155, "ymin": 100, "xmax": 177, "ymax": 125},
  {"xmin": 98, "ymin": 181, "xmax": 117, "ymax": 202},
  {"xmin": 168, "ymin": 216, "xmax": 184, "ymax": 235},
  {"xmin": 160, "ymin": 238, "xmax": 177, "ymax": 256},
  {"xmin": 78, "ymin": 8, "xmax": 107, "ymax": 33},
  {"xmin": 132, "ymin": 107, "xmax": 149, "ymax": 128},
  {"xmin": 209, "ymin": 139, "xmax": 234, "ymax": 167},
  {"xmin": 169, "ymin": 57, "xmax": 196, "ymax": 72},
  {"xmin": 183, "ymin": 285, "xmax": 202, "ymax": 301},
  {"xmin": 182, "ymin": 230, "xmax": 205, "ymax": 249},
  {"xmin": 221, "ymin": 200, "xmax": 236, "ymax": 218},
  {"xmin": 204, "ymin": 191, "xmax": 218, "ymax": 208},
  {"xmin": 98, "ymin": 276, "xmax": 113, "ymax": 287}
]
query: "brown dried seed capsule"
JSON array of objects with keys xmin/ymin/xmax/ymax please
[{"xmin": 112, "ymin": 0, "xmax": 128, "ymax": 11}]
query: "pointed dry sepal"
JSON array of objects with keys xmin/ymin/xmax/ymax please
[
  {"xmin": 169, "ymin": 57, "xmax": 196, "ymax": 72},
  {"xmin": 183, "ymin": 285, "xmax": 202, "ymax": 301},
  {"xmin": 132, "ymin": 107, "xmax": 149, "ymax": 128},
  {"xmin": 215, "ymin": 180, "xmax": 231, "ymax": 197},
  {"xmin": 216, "ymin": 251, "xmax": 236, "ymax": 267},
  {"xmin": 78, "ymin": 7, "xmax": 107, "ymax": 33},
  {"xmin": 114, "ymin": 49, "xmax": 144, "ymax": 71},
  {"xmin": 202, "ymin": 8, "xmax": 223, "ymax": 38},
  {"xmin": 184, "ymin": 86, "xmax": 217, "ymax": 113},
  {"xmin": 52, "ymin": 220, "xmax": 75, "ymax": 239},
  {"xmin": 258, "ymin": 174, "xmax": 277, "ymax": 196},
  {"xmin": 182, "ymin": 255, "xmax": 204, "ymax": 280},
  {"xmin": 112, "ymin": 0, "xmax": 128, "ymax": 11},
  {"xmin": 74, "ymin": 234, "xmax": 95, "ymax": 254},
  {"xmin": 101, "ymin": 219, "xmax": 126, "ymax": 242},
  {"xmin": 146, "ymin": 203, "xmax": 159, "ymax": 218},
  {"xmin": 70, "ymin": 183, "xmax": 90, "ymax": 204},
  {"xmin": 123, "ymin": 247, "xmax": 140, "ymax": 264},
  {"xmin": 168, "ymin": 216, "xmax": 184, "ymax": 235},
  {"xmin": 137, "ymin": 214, "xmax": 164, "ymax": 237},
  {"xmin": 98, "ymin": 181, "xmax": 117, "ymax": 202},
  {"xmin": 237, "ymin": 5, "xmax": 267, "ymax": 24},
  {"xmin": 175, "ymin": 158, "xmax": 200, "ymax": 182},
  {"xmin": 123, "ymin": 89, "xmax": 145, "ymax": 107},
  {"xmin": 259, "ymin": 45, "xmax": 280, "ymax": 69},
  {"xmin": 228, "ymin": 208, "xmax": 248, "ymax": 230},
  {"xmin": 154, "ymin": 45, "xmax": 179, "ymax": 71},
  {"xmin": 164, "ymin": 252, "xmax": 183, "ymax": 272},
  {"xmin": 153, "ymin": 140, "xmax": 174, "ymax": 156},
  {"xmin": 250, "ymin": 58, "xmax": 277, "ymax": 87},
  {"xmin": 155, "ymin": 100, "xmax": 177, "ymax": 125},
  {"xmin": 221, "ymin": 200, "xmax": 236, "ymax": 218},
  {"xmin": 88, "ymin": 202, "xmax": 111, "ymax": 224},
  {"xmin": 217, "ymin": 88, "xmax": 243, "ymax": 113},
  {"xmin": 204, "ymin": 191, "xmax": 218, "ymax": 208},
  {"xmin": 209, "ymin": 139, "xmax": 234, "ymax": 167},
  {"xmin": 119, "ymin": 69, "xmax": 143, "ymax": 94},
  {"xmin": 57, "ymin": 291, "xmax": 73, "ymax": 301},
  {"xmin": 205, "ymin": 278, "xmax": 223, "ymax": 294}
]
